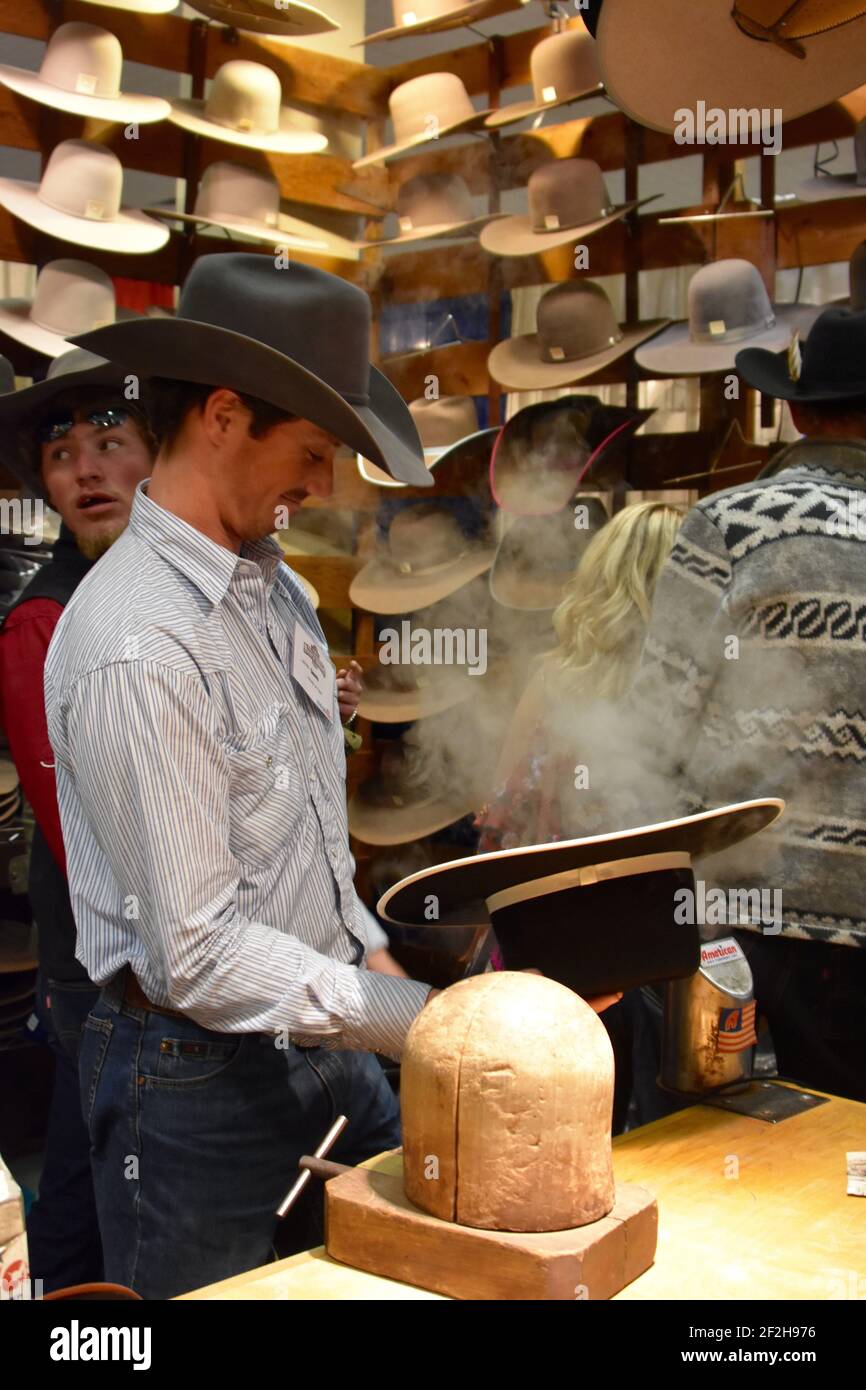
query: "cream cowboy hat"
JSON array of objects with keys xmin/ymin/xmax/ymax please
[
  {"xmin": 361, "ymin": 0, "xmax": 530, "ymax": 45},
  {"xmin": 357, "ymin": 172, "xmax": 507, "ymax": 249},
  {"xmin": 350, "ymin": 504, "xmax": 495, "ymax": 613},
  {"xmin": 353, "ymin": 73, "xmax": 492, "ymax": 169},
  {"xmin": 358, "ymin": 395, "xmax": 484, "ymax": 487},
  {"xmin": 488, "ymin": 281, "xmax": 668, "ymax": 390},
  {"xmin": 0, "ymin": 259, "xmax": 139, "ymax": 359},
  {"xmin": 635, "ymin": 259, "xmax": 821, "ymax": 377},
  {"xmin": 0, "ymin": 22, "xmax": 170, "ymax": 124},
  {"xmin": 0, "ymin": 140, "xmax": 170, "ymax": 255},
  {"xmin": 143, "ymin": 161, "xmax": 334, "ymax": 253},
  {"xmin": 485, "ymin": 26, "xmax": 604, "ymax": 130},
  {"xmin": 480, "ymin": 158, "xmax": 652, "ymax": 258},
  {"xmin": 583, "ymin": 0, "xmax": 866, "ymax": 134},
  {"xmin": 185, "ymin": 0, "xmax": 338, "ymax": 36},
  {"xmin": 168, "ymin": 60, "xmax": 328, "ymax": 155}
]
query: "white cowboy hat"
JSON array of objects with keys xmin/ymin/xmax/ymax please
[
  {"xmin": 583, "ymin": 0, "xmax": 866, "ymax": 134},
  {"xmin": 144, "ymin": 161, "xmax": 331, "ymax": 252},
  {"xmin": 0, "ymin": 258, "xmax": 139, "ymax": 358},
  {"xmin": 353, "ymin": 73, "xmax": 492, "ymax": 169},
  {"xmin": 168, "ymin": 60, "xmax": 328, "ymax": 155},
  {"xmin": 0, "ymin": 139, "xmax": 170, "ymax": 255},
  {"xmin": 0, "ymin": 22, "xmax": 171, "ymax": 125},
  {"xmin": 185, "ymin": 0, "xmax": 338, "ymax": 36}
]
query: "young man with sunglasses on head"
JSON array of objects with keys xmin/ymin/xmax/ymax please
[{"xmin": 0, "ymin": 351, "xmax": 157, "ymax": 1291}]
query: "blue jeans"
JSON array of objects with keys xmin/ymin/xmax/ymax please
[{"xmin": 79, "ymin": 972, "xmax": 402, "ymax": 1299}]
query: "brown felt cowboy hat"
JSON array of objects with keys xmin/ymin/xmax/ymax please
[
  {"xmin": 0, "ymin": 22, "xmax": 170, "ymax": 124},
  {"xmin": 489, "ymin": 496, "xmax": 609, "ymax": 611},
  {"xmin": 350, "ymin": 504, "xmax": 495, "ymax": 613},
  {"xmin": 167, "ymin": 60, "xmax": 327, "ymax": 155},
  {"xmin": 378, "ymin": 799, "xmax": 784, "ymax": 996},
  {"xmin": 357, "ymin": 173, "xmax": 507, "ymax": 250},
  {"xmin": 73, "ymin": 255, "xmax": 432, "ymax": 488},
  {"xmin": 0, "ymin": 259, "xmax": 139, "ymax": 359},
  {"xmin": 488, "ymin": 280, "xmax": 667, "ymax": 390},
  {"xmin": 185, "ymin": 0, "xmax": 338, "ymax": 36},
  {"xmin": 480, "ymin": 158, "xmax": 652, "ymax": 258},
  {"xmin": 353, "ymin": 73, "xmax": 492, "ymax": 169},
  {"xmin": 360, "ymin": 0, "xmax": 530, "ymax": 45},
  {"xmin": 485, "ymin": 26, "xmax": 604, "ymax": 129},
  {"xmin": 636, "ymin": 259, "xmax": 821, "ymax": 377},
  {"xmin": 583, "ymin": 0, "xmax": 866, "ymax": 134}
]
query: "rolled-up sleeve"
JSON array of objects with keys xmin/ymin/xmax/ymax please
[{"xmin": 58, "ymin": 661, "xmax": 429, "ymax": 1057}]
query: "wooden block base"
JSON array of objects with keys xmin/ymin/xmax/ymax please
[{"xmin": 325, "ymin": 1153, "xmax": 657, "ymax": 1301}]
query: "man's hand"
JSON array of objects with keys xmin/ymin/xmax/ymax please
[{"xmin": 336, "ymin": 659, "xmax": 363, "ymax": 724}]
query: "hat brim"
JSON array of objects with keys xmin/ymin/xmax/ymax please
[
  {"xmin": 80, "ymin": 0, "xmax": 176, "ymax": 9},
  {"xmin": 735, "ymin": 342, "xmax": 866, "ymax": 403},
  {"xmin": 480, "ymin": 198, "xmax": 647, "ymax": 257},
  {"xmin": 352, "ymin": 108, "xmax": 494, "ymax": 170},
  {"xmin": 488, "ymin": 318, "xmax": 668, "ymax": 390},
  {"xmin": 358, "ymin": 671, "xmax": 476, "ymax": 723},
  {"xmin": 358, "ymin": 0, "xmax": 525, "ymax": 44},
  {"xmin": 168, "ymin": 101, "xmax": 328, "ymax": 154},
  {"xmin": 186, "ymin": 0, "xmax": 337, "ymax": 34},
  {"xmin": 356, "ymin": 211, "xmax": 508, "ymax": 249},
  {"xmin": 0, "ymin": 300, "xmax": 140, "ymax": 359},
  {"xmin": 795, "ymin": 174, "xmax": 866, "ymax": 203},
  {"xmin": 484, "ymin": 82, "xmax": 606, "ymax": 129},
  {"xmin": 350, "ymin": 546, "xmax": 495, "ymax": 614},
  {"xmin": 378, "ymin": 798, "xmax": 784, "ymax": 926},
  {"xmin": 349, "ymin": 785, "xmax": 478, "ymax": 845},
  {"xmin": 0, "ymin": 67, "xmax": 171, "ymax": 124},
  {"xmin": 0, "ymin": 179, "xmax": 169, "ymax": 255},
  {"xmin": 594, "ymin": 0, "xmax": 866, "ymax": 133},
  {"xmin": 143, "ymin": 205, "xmax": 330, "ymax": 251},
  {"xmin": 636, "ymin": 303, "xmax": 822, "ymax": 377},
  {"xmin": 72, "ymin": 317, "xmax": 432, "ymax": 488},
  {"xmin": 359, "ymin": 426, "xmax": 496, "ymax": 488}
]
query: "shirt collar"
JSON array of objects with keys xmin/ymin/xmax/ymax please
[{"xmin": 128, "ymin": 480, "xmax": 284, "ymax": 608}]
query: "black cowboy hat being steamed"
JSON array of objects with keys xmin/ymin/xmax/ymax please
[
  {"xmin": 736, "ymin": 307, "xmax": 866, "ymax": 404},
  {"xmin": 72, "ymin": 253, "xmax": 432, "ymax": 488}
]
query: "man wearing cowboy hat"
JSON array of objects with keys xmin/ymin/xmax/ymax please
[
  {"xmin": 42, "ymin": 254, "xmax": 441, "ymax": 1299},
  {"xmin": 0, "ymin": 349, "xmax": 158, "ymax": 1291},
  {"xmin": 618, "ymin": 306, "xmax": 866, "ymax": 1104}
]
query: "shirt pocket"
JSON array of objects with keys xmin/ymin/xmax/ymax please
[{"xmin": 225, "ymin": 701, "xmax": 306, "ymax": 868}]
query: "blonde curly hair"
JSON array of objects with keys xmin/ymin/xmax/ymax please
[{"xmin": 546, "ymin": 500, "xmax": 686, "ymax": 701}]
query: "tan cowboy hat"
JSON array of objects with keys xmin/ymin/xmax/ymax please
[
  {"xmin": 480, "ymin": 158, "xmax": 651, "ymax": 258},
  {"xmin": 636, "ymin": 260, "xmax": 821, "ymax": 376},
  {"xmin": 348, "ymin": 729, "xmax": 481, "ymax": 845},
  {"xmin": 0, "ymin": 140, "xmax": 170, "ymax": 256},
  {"xmin": 361, "ymin": 0, "xmax": 530, "ymax": 45},
  {"xmin": 489, "ymin": 496, "xmax": 609, "ymax": 611},
  {"xmin": 350, "ymin": 504, "xmax": 496, "ymax": 613},
  {"xmin": 185, "ymin": 0, "xmax": 338, "ymax": 36},
  {"xmin": 277, "ymin": 506, "xmax": 356, "ymax": 558},
  {"xmin": 584, "ymin": 0, "xmax": 866, "ymax": 134},
  {"xmin": 168, "ymin": 60, "xmax": 328, "ymax": 155},
  {"xmin": 485, "ymin": 27, "xmax": 604, "ymax": 129},
  {"xmin": 0, "ymin": 22, "xmax": 170, "ymax": 125},
  {"xmin": 353, "ymin": 74, "xmax": 493, "ymax": 169},
  {"xmin": 143, "ymin": 161, "xmax": 334, "ymax": 254},
  {"xmin": 797, "ymin": 119, "xmax": 866, "ymax": 202},
  {"xmin": 358, "ymin": 660, "xmax": 477, "ymax": 724},
  {"xmin": 357, "ymin": 173, "xmax": 507, "ymax": 250},
  {"xmin": 358, "ymin": 395, "xmax": 481, "ymax": 486},
  {"xmin": 0, "ymin": 259, "xmax": 139, "ymax": 359},
  {"xmin": 488, "ymin": 281, "xmax": 668, "ymax": 390}
]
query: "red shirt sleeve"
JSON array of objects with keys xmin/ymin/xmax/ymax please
[{"xmin": 0, "ymin": 598, "xmax": 68, "ymax": 874}]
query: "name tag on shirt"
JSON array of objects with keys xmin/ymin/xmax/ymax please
[{"xmin": 291, "ymin": 620, "xmax": 334, "ymax": 721}]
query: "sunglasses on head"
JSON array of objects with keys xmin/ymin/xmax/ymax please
[{"xmin": 37, "ymin": 407, "xmax": 131, "ymax": 445}]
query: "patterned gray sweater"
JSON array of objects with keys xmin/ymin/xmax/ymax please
[{"xmin": 628, "ymin": 439, "xmax": 866, "ymax": 949}]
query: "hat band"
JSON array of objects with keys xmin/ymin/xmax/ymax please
[
  {"xmin": 210, "ymin": 111, "xmax": 278, "ymax": 137},
  {"xmin": 485, "ymin": 850, "xmax": 691, "ymax": 914},
  {"xmin": 545, "ymin": 329, "xmax": 623, "ymax": 363},
  {"xmin": 38, "ymin": 187, "xmax": 112, "ymax": 222},
  {"xmin": 390, "ymin": 547, "xmax": 469, "ymax": 578},
  {"xmin": 534, "ymin": 204, "xmax": 615, "ymax": 233},
  {"xmin": 691, "ymin": 313, "xmax": 776, "ymax": 346}
]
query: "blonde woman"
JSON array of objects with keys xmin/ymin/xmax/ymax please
[{"xmin": 477, "ymin": 500, "xmax": 686, "ymax": 854}]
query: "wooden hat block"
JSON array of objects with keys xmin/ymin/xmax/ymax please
[{"xmin": 325, "ymin": 974, "xmax": 658, "ymax": 1300}]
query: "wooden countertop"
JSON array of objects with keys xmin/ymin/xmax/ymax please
[{"xmin": 180, "ymin": 1083, "xmax": 866, "ymax": 1301}]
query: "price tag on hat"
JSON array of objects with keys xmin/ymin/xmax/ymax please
[{"xmin": 291, "ymin": 620, "xmax": 334, "ymax": 721}]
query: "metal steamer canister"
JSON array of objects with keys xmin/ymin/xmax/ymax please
[{"xmin": 661, "ymin": 937, "xmax": 756, "ymax": 1095}]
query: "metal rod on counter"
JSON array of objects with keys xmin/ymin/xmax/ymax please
[{"xmin": 276, "ymin": 1113, "xmax": 348, "ymax": 1218}]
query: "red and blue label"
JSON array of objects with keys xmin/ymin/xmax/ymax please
[{"xmin": 718, "ymin": 1001, "xmax": 758, "ymax": 1052}]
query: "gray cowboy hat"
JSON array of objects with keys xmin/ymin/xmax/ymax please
[{"xmin": 73, "ymin": 254, "xmax": 431, "ymax": 488}]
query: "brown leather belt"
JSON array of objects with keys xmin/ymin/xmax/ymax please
[{"xmin": 121, "ymin": 966, "xmax": 189, "ymax": 1022}]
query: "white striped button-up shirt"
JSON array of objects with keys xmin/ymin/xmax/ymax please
[{"xmin": 44, "ymin": 481, "xmax": 431, "ymax": 1058}]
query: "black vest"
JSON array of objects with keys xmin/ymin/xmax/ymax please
[{"xmin": 3, "ymin": 526, "xmax": 94, "ymax": 982}]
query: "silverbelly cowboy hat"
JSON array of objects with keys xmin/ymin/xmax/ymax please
[
  {"xmin": 184, "ymin": 0, "xmax": 338, "ymax": 37},
  {"xmin": 72, "ymin": 253, "xmax": 432, "ymax": 488},
  {"xmin": 360, "ymin": 0, "xmax": 529, "ymax": 46},
  {"xmin": 378, "ymin": 798, "xmax": 784, "ymax": 996},
  {"xmin": 582, "ymin": 0, "xmax": 866, "ymax": 134}
]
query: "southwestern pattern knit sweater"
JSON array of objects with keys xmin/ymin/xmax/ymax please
[{"xmin": 628, "ymin": 439, "xmax": 866, "ymax": 950}]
